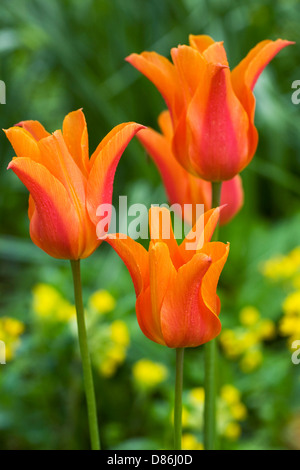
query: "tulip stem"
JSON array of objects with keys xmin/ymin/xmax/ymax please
[
  {"xmin": 70, "ymin": 259, "xmax": 101, "ymax": 451},
  {"xmin": 174, "ymin": 347, "xmax": 184, "ymax": 450},
  {"xmin": 204, "ymin": 181, "xmax": 222, "ymax": 451}
]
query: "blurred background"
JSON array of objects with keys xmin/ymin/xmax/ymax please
[{"xmin": 0, "ymin": 0, "xmax": 300, "ymax": 450}]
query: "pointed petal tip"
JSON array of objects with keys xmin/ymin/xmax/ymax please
[
  {"xmin": 125, "ymin": 53, "xmax": 139, "ymax": 64},
  {"xmin": 219, "ymin": 203, "xmax": 228, "ymax": 212}
]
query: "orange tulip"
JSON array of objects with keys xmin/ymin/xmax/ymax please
[
  {"xmin": 138, "ymin": 110, "xmax": 243, "ymax": 226},
  {"xmin": 127, "ymin": 35, "xmax": 293, "ymax": 181},
  {"xmin": 5, "ymin": 109, "xmax": 144, "ymax": 260},
  {"xmin": 105, "ymin": 206, "xmax": 229, "ymax": 348}
]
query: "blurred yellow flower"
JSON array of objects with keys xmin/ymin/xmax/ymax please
[
  {"xmin": 262, "ymin": 247, "xmax": 300, "ymax": 281},
  {"xmin": 220, "ymin": 385, "xmax": 241, "ymax": 405},
  {"xmin": 1, "ymin": 317, "xmax": 24, "ymax": 336},
  {"xmin": 282, "ymin": 291, "xmax": 300, "ymax": 316},
  {"xmin": 0, "ymin": 316, "xmax": 25, "ymax": 361},
  {"xmin": 99, "ymin": 358, "xmax": 117, "ymax": 378},
  {"xmin": 94, "ymin": 321, "xmax": 130, "ymax": 378},
  {"xmin": 224, "ymin": 422, "xmax": 241, "ymax": 441},
  {"xmin": 33, "ymin": 284, "xmax": 62, "ymax": 316},
  {"xmin": 132, "ymin": 359, "xmax": 168, "ymax": 389},
  {"xmin": 239, "ymin": 306, "xmax": 260, "ymax": 326},
  {"xmin": 32, "ymin": 284, "xmax": 75, "ymax": 321},
  {"xmin": 182, "ymin": 407, "xmax": 190, "ymax": 428},
  {"xmin": 220, "ymin": 304, "xmax": 275, "ymax": 373},
  {"xmin": 184, "ymin": 382, "xmax": 246, "ymax": 443},
  {"xmin": 110, "ymin": 320, "xmax": 130, "ymax": 347},
  {"xmin": 189, "ymin": 387, "xmax": 205, "ymax": 404},
  {"xmin": 240, "ymin": 349, "xmax": 263, "ymax": 373},
  {"xmin": 89, "ymin": 290, "xmax": 116, "ymax": 314},
  {"xmin": 182, "ymin": 433, "xmax": 204, "ymax": 450},
  {"xmin": 258, "ymin": 319, "xmax": 276, "ymax": 340},
  {"xmin": 230, "ymin": 402, "xmax": 247, "ymax": 421}
]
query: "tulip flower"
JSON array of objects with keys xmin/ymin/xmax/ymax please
[
  {"xmin": 127, "ymin": 36, "xmax": 293, "ymax": 182},
  {"xmin": 137, "ymin": 110, "xmax": 243, "ymax": 226},
  {"xmin": 5, "ymin": 109, "xmax": 144, "ymax": 450},
  {"xmin": 105, "ymin": 205, "xmax": 229, "ymax": 449},
  {"xmin": 105, "ymin": 206, "xmax": 229, "ymax": 348},
  {"xmin": 5, "ymin": 109, "xmax": 144, "ymax": 259}
]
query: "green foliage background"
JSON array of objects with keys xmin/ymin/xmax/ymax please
[{"xmin": 0, "ymin": 0, "xmax": 300, "ymax": 450}]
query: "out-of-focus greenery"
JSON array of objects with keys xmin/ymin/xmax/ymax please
[{"xmin": 0, "ymin": 0, "xmax": 300, "ymax": 450}]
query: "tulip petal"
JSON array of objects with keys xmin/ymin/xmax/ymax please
[
  {"xmin": 137, "ymin": 126, "xmax": 189, "ymax": 210},
  {"xmin": 37, "ymin": 130, "xmax": 87, "ymax": 215},
  {"xmin": 136, "ymin": 241, "xmax": 177, "ymax": 345},
  {"xmin": 220, "ymin": 176, "xmax": 244, "ymax": 225},
  {"xmin": 232, "ymin": 39, "xmax": 294, "ymax": 94},
  {"xmin": 14, "ymin": 120, "xmax": 50, "ymax": 141},
  {"xmin": 149, "ymin": 206, "xmax": 183, "ymax": 269},
  {"xmin": 8, "ymin": 158, "xmax": 81, "ymax": 259},
  {"xmin": 161, "ymin": 252, "xmax": 216, "ymax": 347},
  {"xmin": 171, "ymin": 45, "xmax": 206, "ymax": 101},
  {"xmin": 187, "ymin": 64, "xmax": 250, "ymax": 181},
  {"xmin": 62, "ymin": 109, "xmax": 89, "ymax": 176},
  {"xmin": 126, "ymin": 51, "xmax": 183, "ymax": 118},
  {"xmin": 179, "ymin": 207, "xmax": 221, "ymax": 262},
  {"xmin": 231, "ymin": 39, "xmax": 293, "ymax": 163},
  {"xmin": 4, "ymin": 127, "xmax": 41, "ymax": 163},
  {"xmin": 158, "ymin": 110, "xmax": 173, "ymax": 140},
  {"xmin": 203, "ymin": 41, "xmax": 229, "ymax": 66},
  {"xmin": 104, "ymin": 235, "xmax": 149, "ymax": 296},
  {"xmin": 87, "ymin": 122, "xmax": 144, "ymax": 225},
  {"xmin": 189, "ymin": 34, "xmax": 215, "ymax": 53},
  {"xmin": 138, "ymin": 124, "xmax": 211, "ymax": 230},
  {"xmin": 136, "ymin": 287, "xmax": 166, "ymax": 346},
  {"xmin": 198, "ymin": 242, "xmax": 230, "ymax": 315}
]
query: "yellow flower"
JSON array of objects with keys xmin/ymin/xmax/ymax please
[
  {"xmin": 258, "ymin": 319, "xmax": 276, "ymax": 340},
  {"xmin": 230, "ymin": 402, "xmax": 247, "ymax": 421},
  {"xmin": 89, "ymin": 290, "xmax": 116, "ymax": 314},
  {"xmin": 32, "ymin": 284, "xmax": 75, "ymax": 321},
  {"xmin": 181, "ymin": 407, "xmax": 190, "ymax": 428},
  {"xmin": 106, "ymin": 344, "xmax": 126, "ymax": 363},
  {"xmin": 182, "ymin": 433, "xmax": 204, "ymax": 450},
  {"xmin": 219, "ymin": 329, "xmax": 242, "ymax": 358},
  {"xmin": 132, "ymin": 359, "xmax": 168, "ymax": 389},
  {"xmin": 239, "ymin": 306, "xmax": 260, "ymax": 326},
  {"xmin": 242, "ymin": 331, "xmax": 260, "ymax": 349},
  {"xmin": 262, "ymin": 254, "xmax": 299, "ymax": 280},
  {"xmin": 224, "ymin": 422, "xmax": 241, "ymax": 441},
  {"xmin": 99, "ymin": 358, "xmax": 117, "ymax": 378},
  {"xmin": 220, "ymin": 385, "xmax": 241, "ymax": 405},
  {"xmin": 292, "ymin": 275, "xmax": 300, "ymax": 290},
  {"xmin": 189, "ymin": 387, "xmax": 205, "ymax": 404},
  {"xmin": 279, "ymin": 315, "xmax": 300, "ymax": 337},
  {"xmin": 56, "ymin": 300, "xmax": 76, "ymax": 321},
  {"xmin": 0, "ymin": 317, "xmax": 25, "ymax": 361},
  {"xmin": 33, "ymin": 284, "xmax": 62, "ymax": 317},
  {"xmin": 1, "ymin": 317, "xmax": 24, "ymax": 336},
  {"xmin": 240, "ymin": 349, "xmax": 263, "ymax": 373},
  {"xmin": 282, "ymin": 291, "xmax": 300, "ymax": 316},
  {"xmin": 110, "ymin": 320, "xmax": 130, "ymax": 347}
]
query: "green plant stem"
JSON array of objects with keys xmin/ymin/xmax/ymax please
[
  {"xmin": 174, "ymin": 347, "xmax": 184, "ymax": 450},
  {"xmin": 70, "ymin": 259, "xmax": 100, "ymax": 451},
  {"xmin": 204, "ymin": 181, "xmax": 222, "ymax": 451}
]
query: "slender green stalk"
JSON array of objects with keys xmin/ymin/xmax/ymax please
[
  {"xmin": 70, "ymin": 259, "xmax": 100, "ymax": 450},
  {"xmin": 174, "ymin": 347, "xmax": 184, "ymax": 450},
  {"xmin": 204, "ymin": 181, "xmax": 222, "ymax": 451}
]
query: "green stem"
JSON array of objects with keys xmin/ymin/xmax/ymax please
[
  {"xmin": 174, "ymin": 347, "xmax": 184, "ymax": 450},
  {"xmin": 204, "ymin": 181, "xmax": 222, "ymax": 451},
  {"xmin": 70, "ymin": 259, "xmax": 101, "ymax": 450}
]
